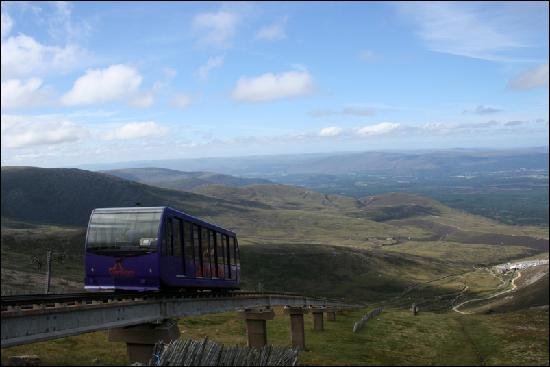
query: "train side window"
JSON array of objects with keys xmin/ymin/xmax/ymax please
[
  {"xmin": 184, "ymin": 221, "xmax": 194, "ymax": 273},
  {"xmin": 193, "ymin": 224, "xmax": 201, "ymax": 277},
  {"xmin": 223, "ymin": 234, "xmax": 230, "ymax": 279},
  {"xmin": 216, "ymin": 232, "xmax": 224, "ymax": 278},
  {"xmin": 173, "ymin": 218, "xmax": 182, "ymax": 258},
  {"xmin": 201, "ymin": 227, "xmax": 211, "ymax": 278}
]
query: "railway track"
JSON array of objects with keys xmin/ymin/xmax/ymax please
[{"xmin": 1, "ymin": 290, "xmax": 336, "ymax": 313}]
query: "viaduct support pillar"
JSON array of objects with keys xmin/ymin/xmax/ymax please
[
  {"xmin": 238, "ymin": 307, "xmax": 275, "ymax": 349},
  {"xmin": 310, "ymin": 306, "xmax": 325, "ymax": 331},
  {"xmin": 284, "ymin": 306, "xmax": 308, "ymax": 350},
  {"xmin": 108, "ymin": 319, "xmax": 180, "ymax": 365},
  {"xmin": 326, "ymin": 308, "xmax": 336, "ymax": 321}
]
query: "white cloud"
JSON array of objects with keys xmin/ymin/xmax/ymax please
[
  {"xmin": 102, "ymin": 121, "xmax": 168, "ymax": 141},
  {"xmin": 129, "ymin": 72, "xmax": 176, "ymax": 108},
  {"xmin": 356, "ymin": 122, "xmax": 400, "ymax": 137},
  {"xmin": 1, "ymin": 34, "xmax": 88, "ymax": 78},
  {"xmin": 232, "ymin": 70, "xmax": 315, "ymax": 102},
  {"xmin": 508, "ymin": 63, "xmax": 549, "ymax": 90},
  {"xmin": 193, "ymin": 10, "xmax": 239, "ymax": 47},
  {"xmin": 396, "ymin": 2, "xmax": 548, "ymax": 62},
  {"xmin": 47, "ymin": 1, "xmax": 91, "ymax": 42},
  {"xmin": 256, "ymin": 19, "xmax": 287, "ymax": 41},
  {"xmin": 61, "ymin": 64, "xmax": 142, "ymax": 106},
  {"xmin": 319, "ymin": 126, "xmax": 343, "ymax": 137},
  {"xmin": 1, "ymin": 78, "xmax": 52, "ymax": 109},
  {"xmin": 418, "ymin": 120, "xmax": 528, "ymax": 134},
  {"xmin": 420, "ymin": 122, "xmax": 457, "ymax": 133},
  {"xmin": 462, "ymin": 105, "xmax": 502, "ymax": 115},
  {"xmin": 504, "ymin": 120, "xmax": 528, "ymax": 126},
  {"xmin": 1, "ymin": 7, "xmax": 13, "ymax": 38},
  {"xmin": 129, "ymin": 91, "xmax": 154, "ymax": 108},
  {"xmin": 170, "ymin": 94, "xmax": 192, "ymax": 109},
  {"xmin": 197, "ymin": 55, "xmax": 224, "ymax": 80},
  {"xmin": 1, "ymin": 115, "xmax": 89, "ymax": 148}
]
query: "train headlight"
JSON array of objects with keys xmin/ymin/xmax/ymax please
[
  {"xmin": 91, "ymin": 267, "xmax": 94, "ymax": 272},
  {"xmin": 149, "ymin": 268, "xmax": 152, "ymax": 274}
]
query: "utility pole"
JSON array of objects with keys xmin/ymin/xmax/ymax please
[{"xmin": 45, "ymin": 250, "xmax": 52, "ymax": 294}]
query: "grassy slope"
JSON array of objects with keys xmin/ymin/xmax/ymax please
[{"xmin": 3, "ymin": 306, "xmax": 548, "ymax": 366}]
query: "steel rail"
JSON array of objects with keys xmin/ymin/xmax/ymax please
[{"xmin": 1, "ymin": 290, "xmax": 337, "ymax": 310}]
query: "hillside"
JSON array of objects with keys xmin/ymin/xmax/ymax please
[
  {"xmin": 193, "ymin": 184, "xmax": 362, "ymax": 212},
  {"xmin": 2, "ymin": 166, "xmax": 547, "ymax": 250},
  {"xmin": 2, "ymin": 167, "xmax": 548, "ymax": 303},
  {"xmin": 101, "ymin": 167, "xmax": 271, "ymax": 191},
  {"xmin": 456, "ymin": 264, "xmax": 549, "ymax": 314},
  {"xmin": 0, "ymin": 166, "xmax": 248, "ymax": 227},
  {"xmin": 82, "ymin": 149, "xmax": 550, "ymax": 227}
]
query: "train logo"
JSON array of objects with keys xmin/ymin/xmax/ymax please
[{"xmin": 108, "ymin": 259, "xmax": 136, "ymax": 277}]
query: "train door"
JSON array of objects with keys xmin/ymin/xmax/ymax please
[
  {"xmin": 210, "ymin": 230, "xmax": 218, "ymax": 278},
  {"xmin": 216, "ymin": 232, "xmax": 225, "ymax": 278},
  {"xmin": 228, "ymin": 236, "xmax": 235, "ymax": 279},
  {"xmin": 164, "ymin": 216, "xmax": 175, "ymax": 277},
  {"xmin": 193, "ymin": 224, "xmax": 202, "ymax": 277},
  {"xmin": 223, "ymin": 234, "xmax": 231, "ymax": 279},
  {"xmin": 235, "ymin": 237, "xmax": 240, "ymax": 281},
  {"xmin": 183, "ymin": 221, "xmax": 194, "ymax": 276},
  {"xmin": 173, "ymin": 217, "xmax": 183, "ymax": 275},
  {"xmin": 201, "ymin": 227, "xmax": 212, "ymax": 278},
  {"xmin": 228, "ymin": 236, "xmax": 238, "ymax": 281}
]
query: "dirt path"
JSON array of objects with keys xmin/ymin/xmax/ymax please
[{"xmin": 452, "ymin": 270, "xmax": 522, "ymax": 314}]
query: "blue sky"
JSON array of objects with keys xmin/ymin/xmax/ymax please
[{"xmin": 1, "ymin": 1, "xmax": 548, "ymax": 167}]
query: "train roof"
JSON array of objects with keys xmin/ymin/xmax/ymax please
[
  {"xmin": 91, "ymin": 206, "xmax": 236, "ymax": 236},
  {"xmin": 93, "ymin": 207, "xmax": 164, "ymax": 213}
]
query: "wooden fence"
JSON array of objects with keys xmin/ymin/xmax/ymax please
[
  {"xmin": 352, "ymin": 307, "xmax": 383, "ymax": 333},
  {"xmin": 148, "ymin": 338, "xmax": 298, "ymax": 366}
]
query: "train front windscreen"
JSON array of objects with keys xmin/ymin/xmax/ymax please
[{"xmin": 86, "ymin": 211, "xmax": 161, "ymax": 255}]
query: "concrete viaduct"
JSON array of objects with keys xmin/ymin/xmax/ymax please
[{"xmin": 1, "ymin": 292, "xmax": 362, "ymax": 364}]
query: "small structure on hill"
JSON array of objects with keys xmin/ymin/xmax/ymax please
[{"xmin": 495, "ymin": 259, "xmax": 549, "ymax": 274}]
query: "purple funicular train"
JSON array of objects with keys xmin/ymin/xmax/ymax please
[{"xmin": 84, "ymin": 206, "xmax": 240, "ymax": 292}]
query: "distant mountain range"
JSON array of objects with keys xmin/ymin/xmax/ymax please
[
  {"xmin": 80, "ymin": 147, "xmax": 549, "ymax": 177},
  {"xmin": 80, "ymin": 148, "xmax": 549, "ymax": 227},
  {"xmin": 101, "ymin": 167, "xmax": 271, "ymax": 191}
]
